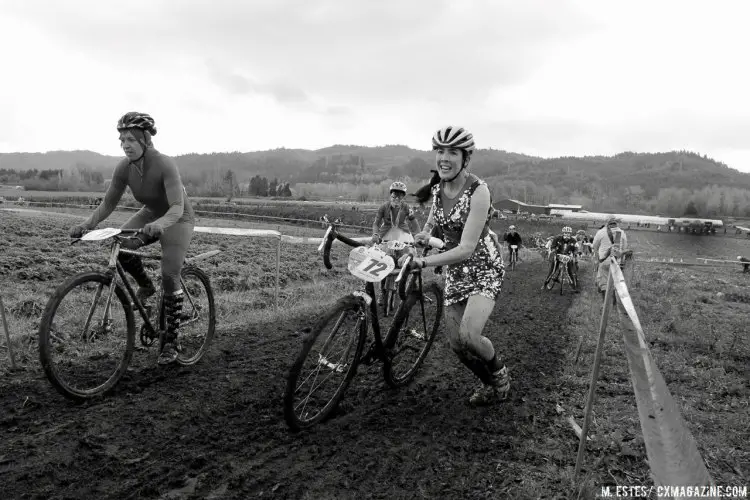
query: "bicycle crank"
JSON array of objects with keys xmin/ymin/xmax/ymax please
[{"xmin": 139, "ymin": 323, "xmax": 158, "ymax": 347}]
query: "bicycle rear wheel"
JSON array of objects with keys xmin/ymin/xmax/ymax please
[
  {"xmin": 545, "ymin": 266, "xmax": 559, "ymax": 290},
  {"xmin": 39, "ymin": 272, "xmax": 135, "ymax": 401},
  {"xmin": 383, "ymin": 282, "xmax": 443, "ymax": 388},
  {"xmin": 176, "ymin": 265, "xmax": 216, "ymax": 365},
  {"xmin": 284, "ymin": 295, "xmax": 367, "ymax": 431}
]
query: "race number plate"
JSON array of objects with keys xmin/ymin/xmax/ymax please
[
  {"xmin": 348, "ymin": 246, "xmax": 395, "ymax": 282},
  {"xmin": 81, "ymin": 228, "xmax": 122, "ymax": 241},
  {"xmin": 511, "ymin": 245, "xmax": 518, "ymax": 249}
]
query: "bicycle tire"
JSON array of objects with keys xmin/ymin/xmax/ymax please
[
  {"xmin": 383, "ymin": 282, "xmax": 443, "ymax": 388},
  {"xmin": 560, "ymin": 269, "xmax": 566, "ymax": 295},
  {"xmin": 176, "ymin": 265, "xmax": 216, "ymax": 366},
  {"xmin": 39, "ymin": 272, "xmax": 135, "ymax": 401},
  {"xmin": 284, "ymin": 295, "xmax": 367, "ymax": 431},
  {"xmin": 511, "ymin": 250, "xmax": 517, "ymax": 271},
  {"xmin": 545, "ymin": 264, "xmax": 559, "ymax": 290}
]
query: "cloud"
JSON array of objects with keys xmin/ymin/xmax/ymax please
[
  {"xmin": 3, "ymin": 0, "xmax": 750, "ymax": 172},
  {"xmin": 205, "ymin": 60, "xmax": 309, "ymax": 104},
  {"xmin": 5, "ymin": 0, "xmax": 596, "ymax": 104}
]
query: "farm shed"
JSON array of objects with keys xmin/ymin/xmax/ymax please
[{"xmin": 494, "ymin": 199, "xmax": 549, "ymax": 215}]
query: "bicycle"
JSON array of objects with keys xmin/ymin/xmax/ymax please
[
  {"xmin": 543, "ymin": 253, "xmax": 579, "ymax": 295},
  {"xmin": 38, "ymin": 228, "xmax": 219, "ymax": 401},
  {"xmin": 508, "ymin": 244, "xmax": 519, "ymax": 271},
  {"xmin": 283, "ymin": 218, "xmax": 444, "ymax": 431}
]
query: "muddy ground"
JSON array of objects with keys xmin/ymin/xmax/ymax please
[{"xmin": 0, "ymin": 256, "xmax": 590, "ymax": 499}]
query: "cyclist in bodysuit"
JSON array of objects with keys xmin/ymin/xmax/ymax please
[{"xmin": 69, "ymin": 112, "xmax": 195, "ymax": 364}]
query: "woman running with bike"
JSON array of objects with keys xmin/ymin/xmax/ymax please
[
  {"xmin": 69, "ymin": 112, "xmax": 195, "ymax": 364},
  {"xmin": 406, "ymin": 126, "xmax": 509, "ymax": 405}
]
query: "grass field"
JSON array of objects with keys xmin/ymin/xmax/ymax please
[
  {"xmin": 561, "ymin": 229, "xmax": 749, "ymax": 494},
  {"xmin": 0, "ymin": 209, "xmax": 362, "ymax": 366}
]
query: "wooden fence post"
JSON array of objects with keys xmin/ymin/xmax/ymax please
[{"xmin": 0, "ymin": 295, "xmax": 17, "ymax": 369}]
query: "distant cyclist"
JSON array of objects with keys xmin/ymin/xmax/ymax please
[
  {"xmin": 371, "ymin": 181, "xmax": 420, "ymax": 244},
  {"xmin": 544, "ymin": 226, "xmax": 579, "ymax": 292},
  {"xmin": 504, "ymin": 225, "xmax": 523, "ymax": 261},
  {"xmin": 69, "ymin": 112, "xmax": 195, "ymax": 365}
]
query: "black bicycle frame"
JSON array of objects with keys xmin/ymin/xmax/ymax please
[
  {"xmin": 327, "ymin": 225, "xmax": 424, "ymax": 361},
  {"xmin": 106, "ymin": 244, "xmax": 161, "ymax": 335}
]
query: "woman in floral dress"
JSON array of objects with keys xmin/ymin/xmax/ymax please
[{"xmin": 405, "ymin": 126, "xmax": 510, "ymax": 405}]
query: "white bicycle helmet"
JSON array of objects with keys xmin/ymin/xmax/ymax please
[
  {"xmin": 432, "ymin": 126, "xmax": 475, "ymax": 154},
  {"xmin": 389, "ymin": 181, "xmax": 407, "ymax": 194},
  {"xmin": 562, "ymin": 226, "xmax": 573, "ymax": 235}
]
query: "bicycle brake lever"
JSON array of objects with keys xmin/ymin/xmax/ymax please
[{"xmin": 395, "ymin": 256, "xmax": 413, "ymax": 283}]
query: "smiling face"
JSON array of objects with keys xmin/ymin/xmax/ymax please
[
  {"xmin": 119, "ymin": 130, "xmax": 143, "ymax": 160},
  {"xmin": 434, "ymin": 147, "xmax": 466, "ymax": 181},
  {"xmin": 389, "ymin": 190, "xmax": 405, "ymax": 208}
]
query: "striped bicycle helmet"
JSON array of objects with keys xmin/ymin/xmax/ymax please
[
  {"xmin": 117, "ymin": 112, "xmax": 157, "ymax": 135},
  {"xmin": 562, "ymin": 226, "xmax": 573, "ymax": 235},
  {"xmin": 432, "ymin": 126, "xmax": 475, "ymax": 155}
]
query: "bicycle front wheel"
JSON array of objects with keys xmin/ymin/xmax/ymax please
[
  {"xmin": 284, "ymin": 295, "xmax": 367, "ymax": 431},
  {"xmin": 176, "ymin": 265, "xmax": 216, "ymax": 366},
  {"xmin": 39, "ymin": 272, "xmax": 135, "ymax": 401},
  {"xmin": 383, "ymin": 282, "xmax": 443, "ymax": 388}
]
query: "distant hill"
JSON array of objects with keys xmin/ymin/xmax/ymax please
[{"xmin": 1, "ymin": 147, "xmax": 749, "ymax": 215}]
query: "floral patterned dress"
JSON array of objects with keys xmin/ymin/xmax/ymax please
[{"xmin": 431, "ymin": 176, "xmax": 505, "ymax": 306}]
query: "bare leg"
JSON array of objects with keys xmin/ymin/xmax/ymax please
[{"xmin": 444, "ymin": 295, "xmax": 504, "ymax": 384}]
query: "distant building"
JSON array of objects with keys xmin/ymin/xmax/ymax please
[
  {"xmin": 547, "ymin": 203, "xmax": 582, "ymax": 212},
  {"xmin": 494, "ymin": 198, "xmax": 550, "ymax": 216}
]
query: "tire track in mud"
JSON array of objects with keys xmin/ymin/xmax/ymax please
[{"xmin": 0, "ymin": 258, "xmax": 581, "ymax": 499}]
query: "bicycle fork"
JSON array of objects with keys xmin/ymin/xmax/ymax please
[
  {"xmin": 81, "ymin": 248, "xmax": 123, "ymax": 342},
  {"xmin": 317, "ymin": 297, "xmax": 367, "ymax": 372}
]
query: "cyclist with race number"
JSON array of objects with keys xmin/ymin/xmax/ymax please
[
  {"xmin": 68, "ymin": 112, "xmax": 195, "ymax": 364},
  {"xmin": 544, "ymin": 226, "xmax": 579, "ymax": 292},
  {"xmin": 404, "ymin": 126, "xmax": 509, "ymax": 406},
  {"xmin": 504, "ymin": 225, "xmax": 523, "ymax": 263}
]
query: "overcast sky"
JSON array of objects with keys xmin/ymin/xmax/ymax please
[{"xmin": 2, "ymin": 0, "xmax": 749, "ymax": 172}]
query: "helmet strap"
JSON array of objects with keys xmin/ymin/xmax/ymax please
[{"xmin": 445, "ymin": 168, "xmax": 462, "ymax": 183}]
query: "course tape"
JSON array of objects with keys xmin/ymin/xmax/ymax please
[
  {"xmin": 193, "ymin": 226, "xmax": 370, "ymax": 245},
  {"xmin": 609, "ymin": 258, "xmax": 716, "ymax": 490}
]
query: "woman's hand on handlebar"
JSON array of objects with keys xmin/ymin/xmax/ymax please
[{"xmin": 413, "ymin": 231, "xmax": 431, "ymax": 246}]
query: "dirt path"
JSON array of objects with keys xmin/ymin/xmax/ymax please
[{"xmin": 0, "ymin": 258, "xmax": 579, "ymax": 499}]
